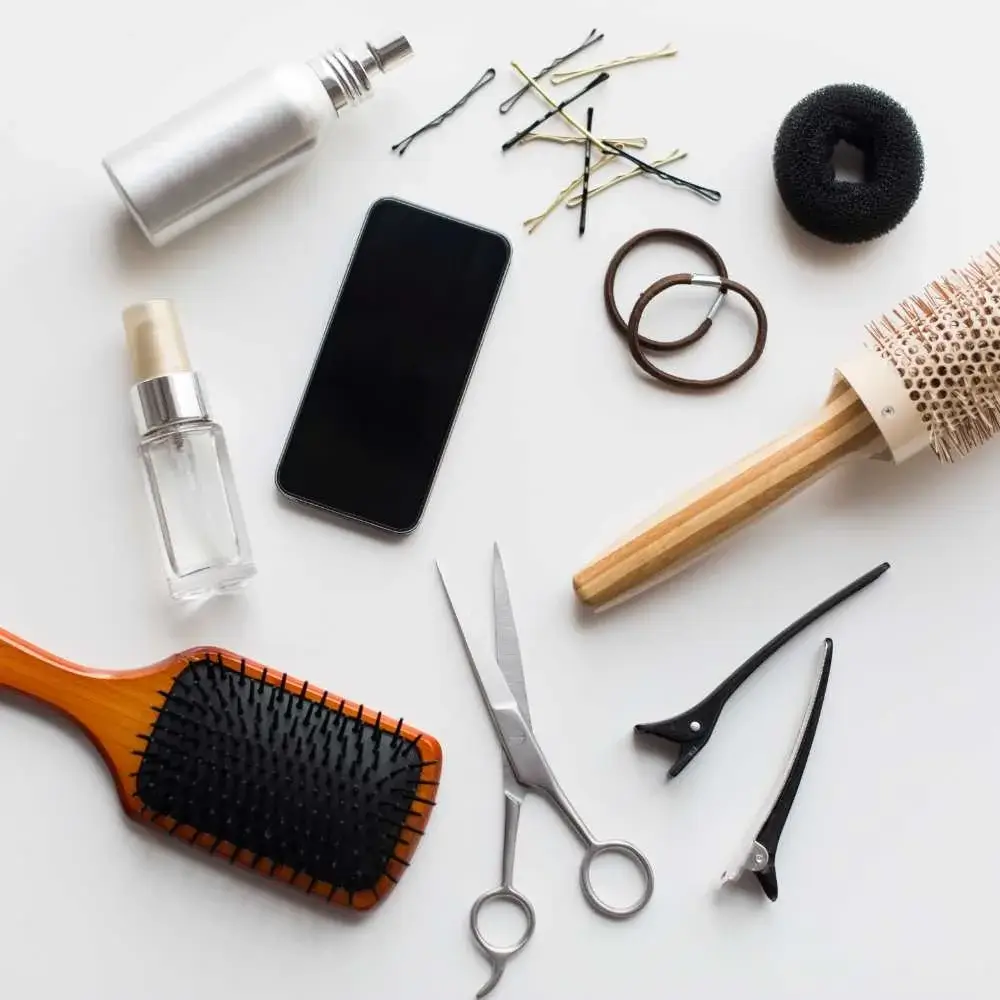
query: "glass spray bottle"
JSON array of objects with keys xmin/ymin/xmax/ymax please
[{"xmin": 123, "ymin": 300, "xmax": 255, "ymax": 599}]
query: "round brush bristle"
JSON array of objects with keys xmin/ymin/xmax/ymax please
[{"xmin": 867, "ymin": 246, "xmax": 1000, "ymax": 461}]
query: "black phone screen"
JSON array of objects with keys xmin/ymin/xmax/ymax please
[{"xmin": 276, "ymin": 198, "xmax": 511, "ymax": 532}]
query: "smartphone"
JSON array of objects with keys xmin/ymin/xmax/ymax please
[{"xmin": 276, "ymin": 197, "xmax": 512, "ymax": 532}]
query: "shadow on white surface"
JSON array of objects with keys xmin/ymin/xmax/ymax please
[
  {"xmin": 630, "ymin": 726, "xmax": 681, "ymax": 779},
  {"xmin": 772, "ymin": 188, "xmax": 885, "ymax": 267},
  {"xmin": 273, "ymin": 489, "xmax": 415, "ymax": 547}
]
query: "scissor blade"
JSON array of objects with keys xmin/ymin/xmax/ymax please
[
  {"xmin": 492, "ymin": 543, "xmax": 531, "ymax": 727},
  {"xmin": 436, "ymin": 558, "xmax": 522, "ymax": 725},
  {"xmin": 438, "ymin": 558, "xmax": 556, "ymax": 794}
]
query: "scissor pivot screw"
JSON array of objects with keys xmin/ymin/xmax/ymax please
[{"xmin": 689, "ymin": 721, "xmax": 701, "ymax": 732}]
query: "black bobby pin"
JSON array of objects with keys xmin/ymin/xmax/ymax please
[
  {"xmin": 501, "ymin": 72, "xmax": 609, "ymax": 152},
  {"xmin": 608, "ymin": 142, "xmax": 721, "ymax": 202},
  {"xmin": 392, "ymin": 68, "xmax": 497, "ymax": 155},
  {"xmin": 511, "ymin": 67, "xmax": 722, "ymax": 203},
  {"xmin": 579, "ymin": 107, "xmax": 595, "ymax": 236},
  {"xmin": 498, "ymin": 28, "xmax": 604, "ymax": 114}
]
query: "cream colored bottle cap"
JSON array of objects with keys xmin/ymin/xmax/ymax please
[{"xmin": 123, "ymin": 299, "xmax": 191, "ymax": 382}]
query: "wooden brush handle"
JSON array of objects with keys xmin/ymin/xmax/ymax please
[
  {"xmin": 0, "ymin": 630, "xmax": 443, "ymax": 910},
  {"xmin": 0, "ymin": 629, "xmax": 104, "ymax": 716},
  {"xmin": 573, "ymin": 383, "xmax": 884, "ymax": 608},
  {"xmin": 0, "ymin": 629, "xmax": 167, "ymax": 781}
]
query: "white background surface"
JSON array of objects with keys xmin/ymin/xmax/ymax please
[{"xmin": 1, "ymin": 2, "xmax": 998, "ymax": 997}]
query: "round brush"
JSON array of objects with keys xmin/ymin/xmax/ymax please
[{"xmin": 573, "ymin": 247, "xmax": 1000, "ymax": 608}]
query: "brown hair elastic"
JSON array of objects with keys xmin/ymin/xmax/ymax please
[
  {"xmin": 604, "ymin": 228, "xmax": 729, "ymax": 351},
  {"xmin": 626, "ymin": 274, "xmax": 768, "ymax": 389}
]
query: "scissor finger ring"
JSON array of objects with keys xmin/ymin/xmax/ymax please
[
  {"xmin": 580, "ymin": 840, "xmax": 655, "ymax": 918},
  {"xmin": 470, "ymin": 885, "xmax": 536, "ymax": 997}
]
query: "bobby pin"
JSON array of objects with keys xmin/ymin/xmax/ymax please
[
  {"xmin": 510, "ymin": 62, "xmax": 721, "ymax": 202},
  {"xmin": 523, "ymin": 152, "xmax": 616, "ymax": 233},
  {"xmin": 579, "ymin": 108, "xmax": 595, "ymax": 236},
  {"xmin": 518, "ymin": 133, "xmax": 647, "ymax": 150},
  {"xmin": 550, "ymin": 43, "xmax": 678, "ymax": 85},
  {"xmin": 498, "ymin": 28, "xmax": 604, "ymax": 113},
  {"xmin": 500, "ymin": 72, "xmax": 609, "ymax": 152},
  {"xmin": 567, "ymin": 149, "xmax": 687, "ymax": 207},
  {"xmin": 391, "ymin": 68, "xmax": 496, "ymax": 155}
]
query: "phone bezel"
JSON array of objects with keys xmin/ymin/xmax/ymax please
[{"xmin": 275, "ymin": 196, "xmax": 512, "ymax": 534}]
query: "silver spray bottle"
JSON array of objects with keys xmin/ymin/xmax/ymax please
[{"xmin": 103, "ymin": 36, "xmax": 412, "ymax": 246}]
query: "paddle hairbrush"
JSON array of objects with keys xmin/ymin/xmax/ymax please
[
  {"xmin": 0, "ymin": 628, "xmax": 441, "ymax": 910},
  {"xmin": 574, "ymin": 246, "xmax": 1000, "ymax": 607}
]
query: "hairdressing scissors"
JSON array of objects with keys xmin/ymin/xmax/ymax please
[{"xmin": 436, "ymin": 545, "xmax": 654, "ymax": 997}]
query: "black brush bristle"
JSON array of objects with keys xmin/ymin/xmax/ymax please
[{"xmin": 135, "ymin": 657, "xmax": 436, "ymax": 901}]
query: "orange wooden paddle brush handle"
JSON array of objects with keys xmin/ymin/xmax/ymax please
[
  {"xmin": 0, "ymin": 628, "xmax": 181, "ymax": 812},
  {"xmin": 573, "ymin": 384, "xmax": 884, "ymax": 607},
  {"xmin": 0, "ymin": 627, "xmax": 115, "ymax": 714},
  {"xmin": 0, "ymin": 630, "xmax": 442, "ymax": 910}
]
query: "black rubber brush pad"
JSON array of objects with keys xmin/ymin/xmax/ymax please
[
  {"xmin": 773, "ymin": 83, "xmax": 924, "ymax": 244},
  {"xmin": 135, "ymin": 654, "xmax": 442, "ymax": 910}
]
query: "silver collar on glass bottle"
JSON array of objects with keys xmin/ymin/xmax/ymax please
[{"xmin": 132, "ymin": 372, "xmax": 211, "ymax": 437}]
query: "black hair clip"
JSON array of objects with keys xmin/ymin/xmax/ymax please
[
  {"xmin": 720, "ymin": 638, "xmax": 833, "ymax": 901},
  {"xmin": 635, "ymin": 561, "xmax": 888, "ymax": 777}
]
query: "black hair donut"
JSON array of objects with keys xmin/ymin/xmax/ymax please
[{"xmin": 773, "ymin": 83, "xmax": 924, "ymax": 244}]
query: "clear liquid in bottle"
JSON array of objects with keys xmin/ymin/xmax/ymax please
[{"xmin": 140, "ymin": 422, "xmax": 255, "ymax": 599}]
